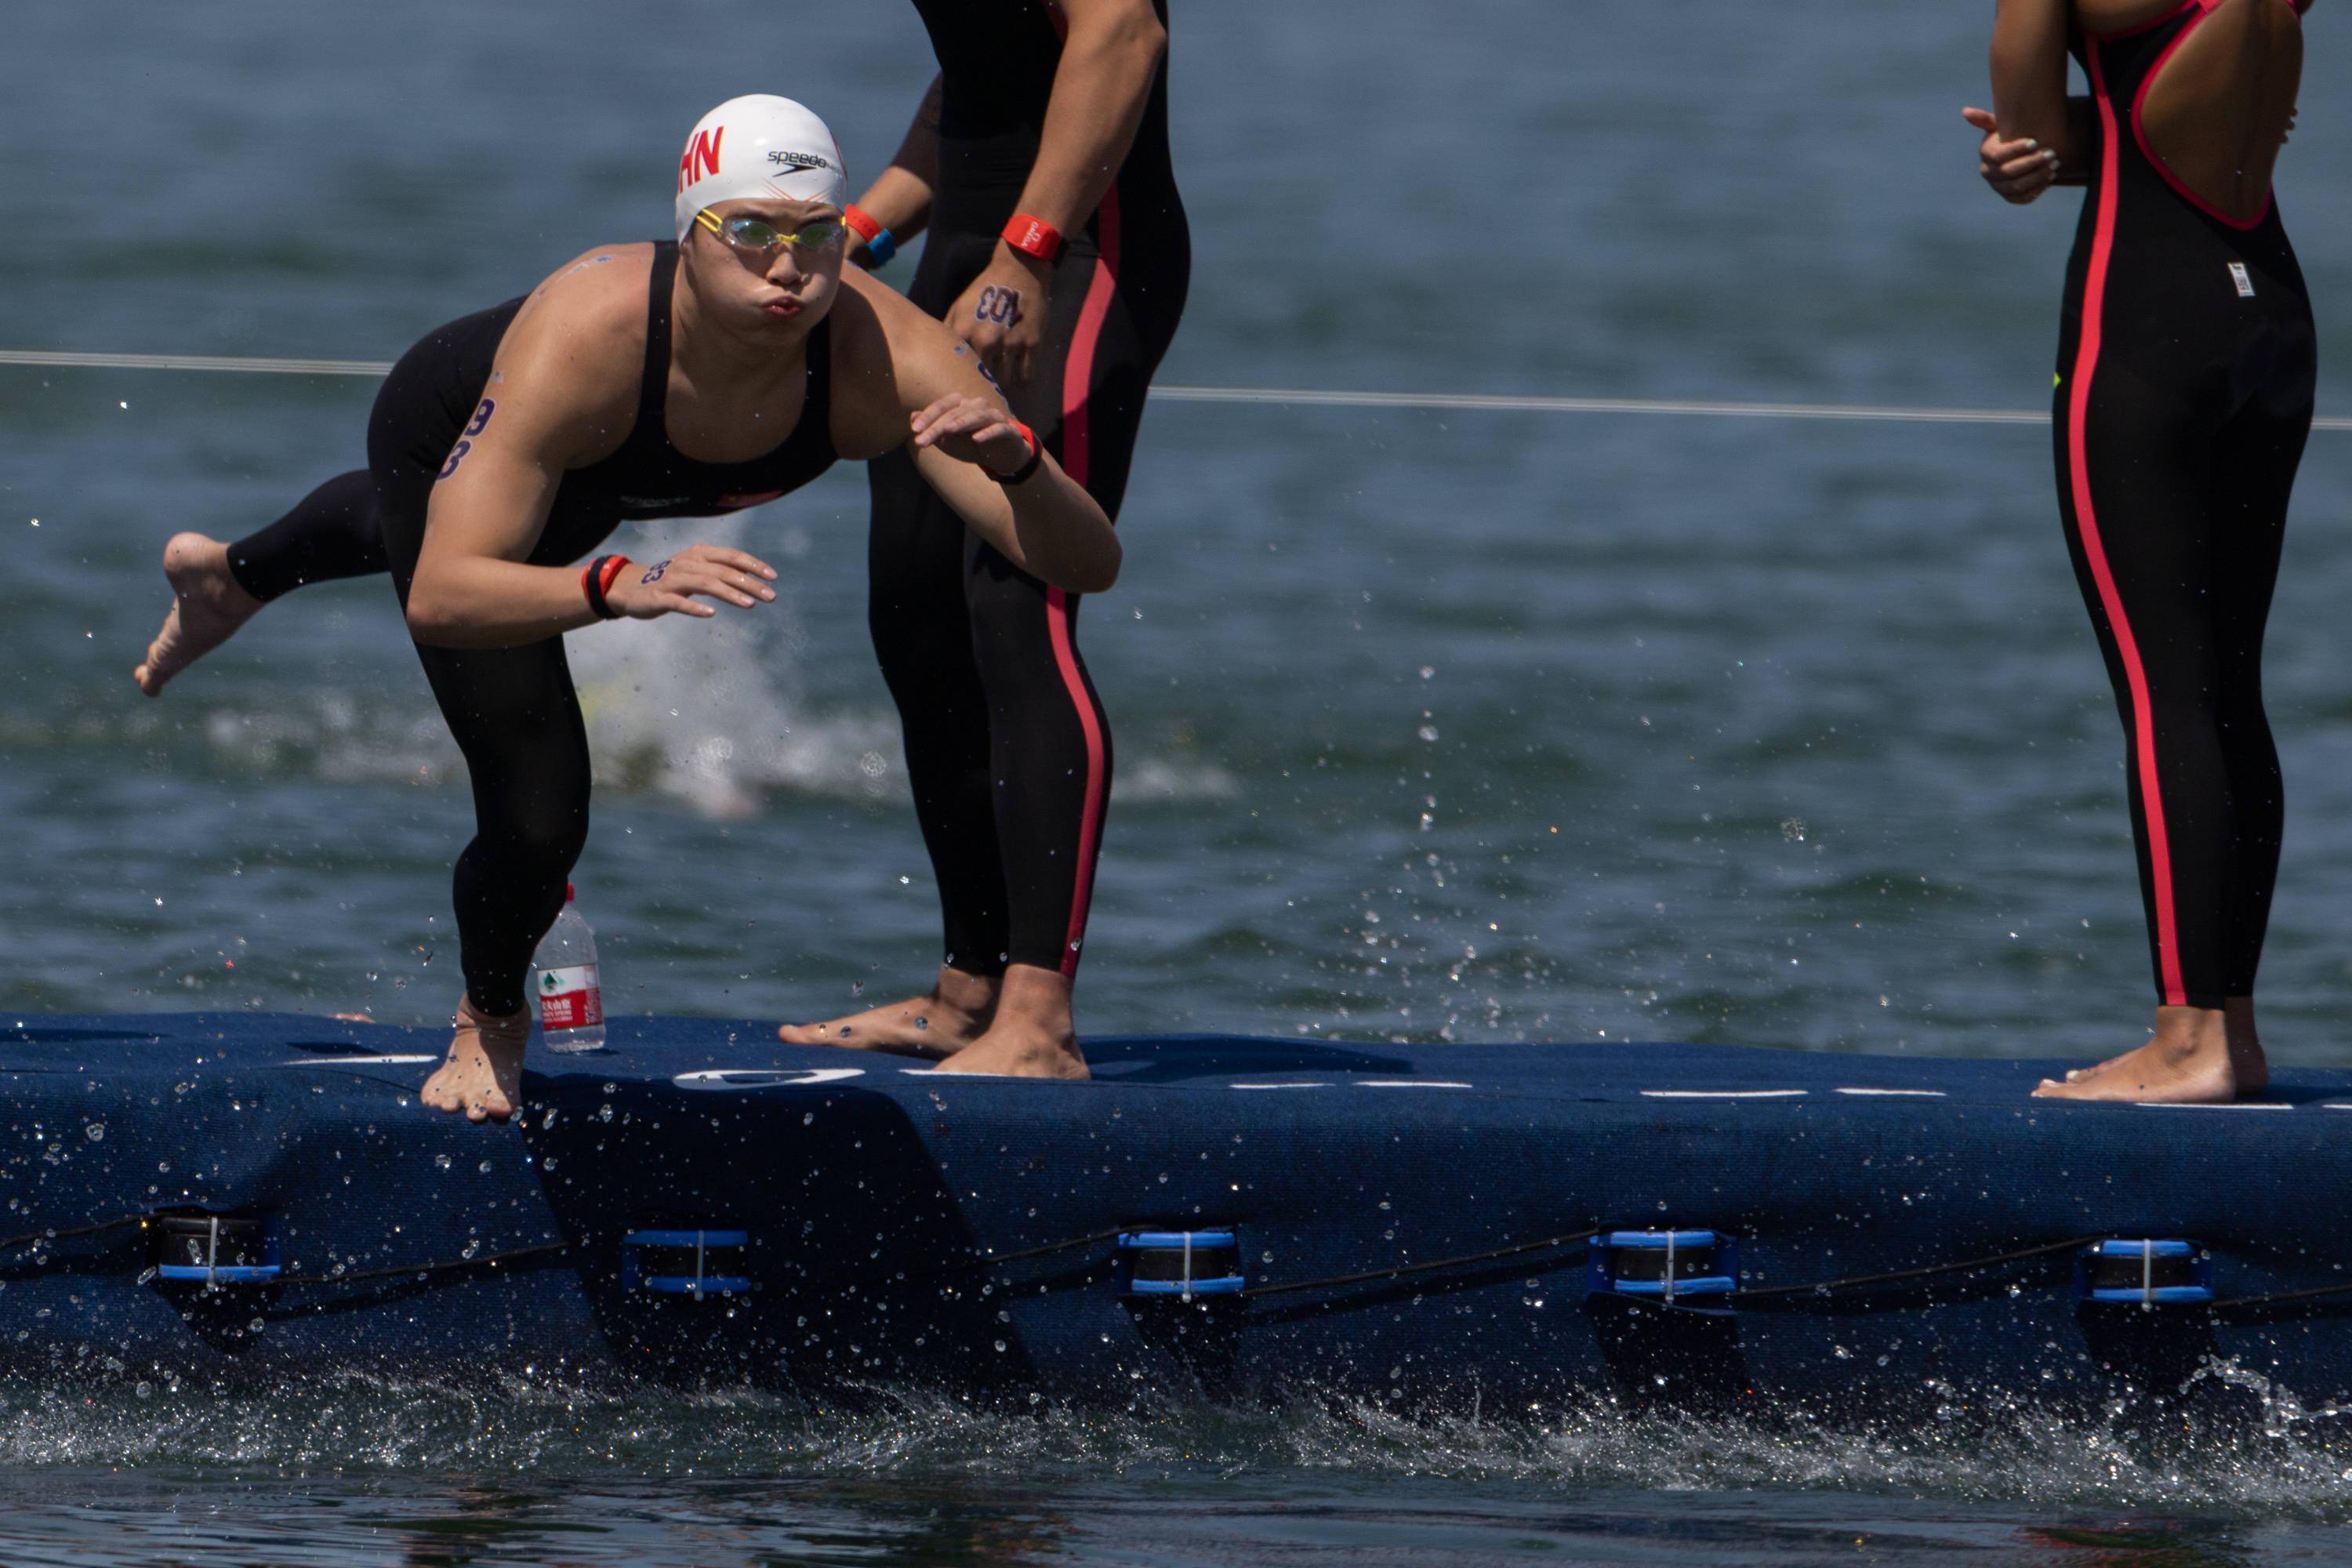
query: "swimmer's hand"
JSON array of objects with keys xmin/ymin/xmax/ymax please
[
  {"xmin": 910, "ymin": 393, "xmax": 1036, "ymax": 476},
  {"xmin": 949, "ymin": 245, "xmax": 1050, "ymax": 389},
  {"xmin": 1964, "ymin": 107, "xmax": 2061, "ymax": 204},
  {"xmin": 604, "ymin": 544, "xmax": 778, "ymax": 621}
]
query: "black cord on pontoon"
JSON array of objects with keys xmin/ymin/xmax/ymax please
[
  {"xmin": 275, "ymin": 1239, "xmax": 572, "ymax": 1290},
  {"xmin": 1730, "ymin": 1235, "xmax": 2102, "ymax": 1302},
  {"xmin": 1241, "ymin": 1229, "xmax": 1602, "ymax": 1300},
  {"xmin": 0, "ymin": 1214, "xmax": 148, "ymax": 1252},
  {"xmin": 2207, "ymin": 1278, "xmax": 2352, "ymax": 1313}
]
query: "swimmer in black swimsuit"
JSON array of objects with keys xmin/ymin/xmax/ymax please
[
  {"xmin": 776, "ymin": 0, "xmax": 1188, "ymax": 1079},
  {"xmin": 1967, "ymin": 0, "xmax": 2316, "ymax": 1102},
  {"xmin": 138, "ymin": 96, "xmax": 1120, "ymax": 1111}
]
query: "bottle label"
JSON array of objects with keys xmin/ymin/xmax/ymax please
[{"xmin": 536, "ymin": 964, "xmax": 603, "ymax": 1030}]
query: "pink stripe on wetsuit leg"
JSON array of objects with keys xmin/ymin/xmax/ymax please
[
  {"xmin": 1047, "ymin": 182, "xmax": 1121, "ymax": 978},
  {"xmin": 2072, "ymin": 47, "xmax": 2189, "ymax": 1007}
]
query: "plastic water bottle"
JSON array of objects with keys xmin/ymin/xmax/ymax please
[{"xmin": 533, "ymin": 883, "xmax": 605, "ymax": 1052}]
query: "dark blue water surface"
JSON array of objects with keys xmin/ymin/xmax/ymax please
[{"xmin": 5, "ymin": 0, "xmax": 2352, "ymax": 1559}]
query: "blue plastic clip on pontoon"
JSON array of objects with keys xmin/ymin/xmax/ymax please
[
  {"xmin": 621, "ymin": 1229, "xmax": 753, "ymax": 1297},
  {"xmin": 2077, "ymin": 1239, "xmax": 2212, "ymax": 1306},
  {"xmin": 149, "ymin": 1214, "xmax": 281, "ymax": 1287},
  {"xmin": 1588, "ymin": 1229, "xmax": 1738, "ymax": 1301},
  {"xmin": 1119, "ymin": 1230, "xmax": 1244, "ymax": 1298}
]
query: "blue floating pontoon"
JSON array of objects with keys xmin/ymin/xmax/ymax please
[{"xmin": 4, "ymin": 1012, "xmax": 2347, "ymax": 1420}]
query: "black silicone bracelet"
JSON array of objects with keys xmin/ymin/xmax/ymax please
[{"xmin": 992, "ymin": 445, "xmax": 1043, "ymax": 487}]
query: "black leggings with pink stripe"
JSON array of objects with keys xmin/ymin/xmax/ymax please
[
  {"xmin": 872, "ymin": 164, "xmax": 1187, "ymax": 979},
  {"xmin": 2054, "ymin": 8, "xmax": 2317, "ymax": 1009}
]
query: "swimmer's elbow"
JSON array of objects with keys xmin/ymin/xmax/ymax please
[
  {"xmin": 403, "ymin": 585, "xmax": 466, "ymax": 648},
  {"xmin": 1132, "ymin": 10, "xmax": 1168, "ymax": 65},
  {"xmin": 1071, "ymin": 535, "xmax": 1123, "ymax": 595}
]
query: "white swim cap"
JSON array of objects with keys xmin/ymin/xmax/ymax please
[{"xmin": 673, "ymin": 95, "xmax": 849, "ymax": 241}]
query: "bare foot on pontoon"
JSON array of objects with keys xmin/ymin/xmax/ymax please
[
  {"xmin": 132, "ymin": 532, "xmax": 263, "ymax": 696},
  {"xmin": 2033, "ymin": 1005, "xmax": 2256, "ymax": 1102},
  {"xmin": 779, "ymin": 964, "xmax": 995, "ymax": 1058},
  {"xmin": 419, "ymin": 996, "xmax": 530, "ymax": 1122},
  {"xmin": 2056, "ymin": 996, "xmax": 2269, "ymax": 1094},
  {"xmin": 932, "ymin": 965, "xmax": 1089, "ymax": 1080}
]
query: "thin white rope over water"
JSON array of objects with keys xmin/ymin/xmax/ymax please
[
  {"xmin": 0, "ymin": 350, "xmax": 392, "ymax": 377},
  {"xmin": 3, "ymin": 348, "xmax": 2347, "ymax": 431}
]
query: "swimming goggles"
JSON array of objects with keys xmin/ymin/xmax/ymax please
[{"xmin": 695, "ymin": 209, "xmax": 846, "ymax": 256}]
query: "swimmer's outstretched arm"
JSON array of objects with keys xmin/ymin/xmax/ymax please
[
  {"xmin": 833, "ymin": 273, "xmax": 1121, "ymax": 594},
  {"xmin": 403, "ymin": 281, "xmax": 777, "ymax": 648},
  {"xmin": 848, "ymin": 74, "xmax": 941, "ymax": 268}
]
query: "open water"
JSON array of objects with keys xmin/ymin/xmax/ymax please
[{"xmin": 4, "ymin": 1, "xmax": 2352, "ymax": 1560}]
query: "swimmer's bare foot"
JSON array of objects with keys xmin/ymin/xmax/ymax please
[
  {"xmin": 934, "ymin": 964, "xmax": 1089, "ymax": 1080},
  {"xmin": 2060, "ymin": 996, "xmax": 2269, "ymax": 1090},
  {"xmin": 2060, "ymin": 1040, "xmax": 2135, "ymax": 1083},
  {"xmin": 2034, "ymin": 1005, "xmax": 2241, "ymax": 1102},
  {"xmin": 420, "ymin": 996, "xmax": 530, "ymax": 1122},
  {"xmin": 133, "ymin": 532, "xmax": 263, "ymax": 697},
  {"xmin": 779, "ymin": 964, "xmax": 995, "ymax": 1058}
]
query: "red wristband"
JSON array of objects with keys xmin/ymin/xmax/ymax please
[
  {"xmin": 843, "ymin": 204, "xmax": 884, "ymax": 244},
  {"xmin": 582, "ymin": 554, "xmax": 632, "ymax": 619},
  {"xmin": 1001, "ymin": 213, "xmax": 1063, "ymax": 262},
  {"xmin": 985, "ymin": 420, "xmax": 1043, "ymax": 485}
]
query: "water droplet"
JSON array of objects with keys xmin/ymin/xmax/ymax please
[
  {"xmin": 134, "ymin": 1381, "xmax": 152, "ymax": 1399},
  {"xmin": 434, "ymin": 1152, "xmax": 452, "ymax": 1170},
  {"xmin": 993, "ymin": 1340, "xmax": 1007, "ymax": 1352},
  {"xmin": 477, "ymin": 1160, "xmax": 492, "ymax": 1174},
  {"xmin": 83, "ymin": 1124, "xmax": 103, "ymax": 1142}
]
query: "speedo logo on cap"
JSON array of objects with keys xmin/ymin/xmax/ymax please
[{"xmin": 768, "ymin": 150, "xmax": 835, "ymax": 176}]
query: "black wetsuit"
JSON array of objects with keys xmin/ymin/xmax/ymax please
[
  {"xmin": 232, "ymin": 243, "xmax": 837, "ymax": 1014},
  {"xmin": 2055, "ymin": 0, "xmax": 2317, "ymax": 1008},
  {"xmin": 873, "ymin": 0, "xmax": 1188, "ymax": 979}
]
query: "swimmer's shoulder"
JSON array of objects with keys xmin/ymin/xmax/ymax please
[
  {"xmin": 486, "ymin": 244, "xmax": 656, "ymax": 459},
  {"xmin": 829, "ymin": 265, "xmax": 924, "ymax": 372}
]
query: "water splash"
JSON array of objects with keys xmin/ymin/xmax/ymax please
[{"xmin": 2, "ymin": 1375, "xmax": 2348, "ymax": 1515}]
